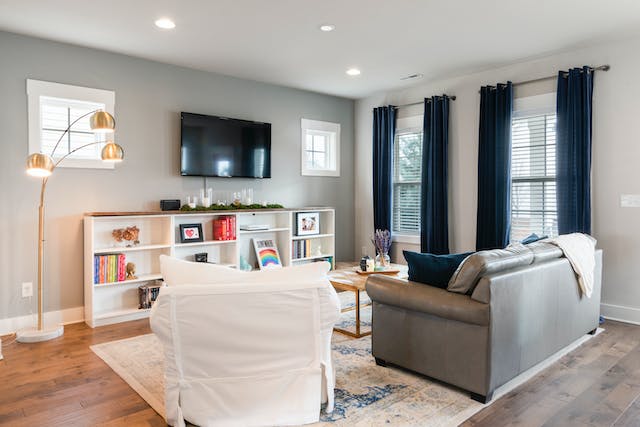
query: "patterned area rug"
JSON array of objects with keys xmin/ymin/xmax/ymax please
[{"xmin": 91, "ymin": 296, "xmax": 601, "ymax": 426}]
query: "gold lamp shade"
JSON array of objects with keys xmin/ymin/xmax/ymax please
[
  {"xmin": 101, "ymin": 141, "xmax": 124, "ymax": 162},
  {"xmin": 90, "ymin": 111, "xmax": 116, "ymax": 133},
  {"xmin": 26, "ymin": 153, "xmax": 55, "ymax": 177}
]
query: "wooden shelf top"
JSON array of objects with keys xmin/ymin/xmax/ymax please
[{"xmin": 85, "ymin": 207, "xmax": 334, "ymax": 217}]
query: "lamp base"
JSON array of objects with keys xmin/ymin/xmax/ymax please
[{"xmin": 16, "ymin": 325, "xmax": 64, "ymax": 343}]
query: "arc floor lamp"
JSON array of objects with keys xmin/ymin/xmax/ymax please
[{"xmin": 18, "ymin": 110, "xmax": 124, "ymax": 343}]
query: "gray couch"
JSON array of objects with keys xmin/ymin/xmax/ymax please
[{"xmin": 365, "ymin": 243, "xmax": 602, "ymax": 403}]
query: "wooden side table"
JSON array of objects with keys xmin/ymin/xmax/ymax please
[{"xmin": 328, "ymin": 261, "xmax": 407, "ymax": 338}]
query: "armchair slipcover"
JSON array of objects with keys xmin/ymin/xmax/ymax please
[{"xmin": 151, "ymin": 257, "xmax": 340, "ymax": 426}]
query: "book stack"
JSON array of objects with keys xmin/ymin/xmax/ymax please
[
  {"xmin": 292, "ymin": 239, "xmax": 313, "ymax": 259},
  {"xmin": 213, "ymin": 216, "xmax": 237, "ymax": 241},
  {"xmin": 94, "ymin": 253, "xmax": 126, "ymax": 284}
]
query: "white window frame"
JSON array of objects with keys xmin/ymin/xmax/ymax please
[
  {"xmin": 27, "ymin": 79, "xmax": 116, "ymax": 170},
  {"xmin": 511, "ymin": 92, "xmax": 557, "ymax": 242},
  {"xmin": 300, "ymin": 118, "xmax": 340, "ymax": 177},
  {"xmin": 392, "ymin": 115, "xmax": 422, "ymax": 245}
]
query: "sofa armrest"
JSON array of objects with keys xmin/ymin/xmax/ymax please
[{"xmin": 365, "ymin": 275, "xmax": 489, "ymax": 326}]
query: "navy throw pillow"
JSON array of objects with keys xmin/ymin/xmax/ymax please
[
  {"xmin": 403, "ymin": 250, "xmax": 473, "ymax": 289},
  {"xmin": 521, "ymin": 233, "xmax": 548, "ymax": 245}
]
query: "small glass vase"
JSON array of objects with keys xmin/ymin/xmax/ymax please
[{"xmin": 375, "ymin": 252, "xmax": 391, "ymax": 270}]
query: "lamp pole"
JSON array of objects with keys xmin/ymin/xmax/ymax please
[{"xmin": 18, "ymin": 111, "xmax": 122, "ymax": 342}]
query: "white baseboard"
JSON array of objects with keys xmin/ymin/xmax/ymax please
[
  {"xmin": 0, "ymin": 306, "xmax": 84, "ymax": 336},
  {"xmin": 601, "ymin": 303, "xmax": 640, "ymax": 326}
]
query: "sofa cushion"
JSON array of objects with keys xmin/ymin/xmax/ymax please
[
  {"xmin": 447, "ymin": 243, "xmax": 534, "ymax": 294},
  {"xmin": 159, "ymin": 254, "xmax": 330, "ymax": 287},
  {"xmin": 403, "ymin": 250, "xmax": 472, "ymax": 289},
  {"xmin": 527, "ymin": 241, "xmax": 563, "ymax": 263}
]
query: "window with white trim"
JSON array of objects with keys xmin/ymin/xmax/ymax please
[
  {"xmin": 392, "ymin": 115, "xmax": 423, "ymax": 237},
  {"xmin": 27, "ymin": 79, "xmax": 116, "ymax": 169},
  {"xmin": 301, "ymin": 118, "xmax": 340, "ymax": 176},
  {"xmin": 511, "ymin": 93, "xmax": 558, "ymax": 241}
]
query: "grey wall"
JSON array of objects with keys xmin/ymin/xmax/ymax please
[
  {"xmin": 355, "ymin": 35, "xmax": 640, "ymax": 324},
  {"xmin": 0, "ymin": 31, "xmax": 354, "ymax": 320}
]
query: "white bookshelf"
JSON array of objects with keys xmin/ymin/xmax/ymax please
[{"xmin": 83, "ymin": 207, "xmax": 335, "ymax": 327}]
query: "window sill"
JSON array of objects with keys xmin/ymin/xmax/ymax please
[
  {"xmin": 392, "ymin": 233, "xmax": 420, "ymax": 245},
  {"xmin": 53, "ymin": 158, "xmax": 115, "ymax": 170}
]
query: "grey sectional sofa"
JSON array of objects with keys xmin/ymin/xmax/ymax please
[{"xmin": 365, "ymin": 243, "xmax": 602, "ymax": 403}]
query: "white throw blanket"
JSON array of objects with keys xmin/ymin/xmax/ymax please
[{"xmin": 545, "ymin": 233, "xmax": 597, "ymax": 298}]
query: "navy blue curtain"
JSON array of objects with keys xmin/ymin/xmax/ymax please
[
  {"xmin": 476, "ymin": 82, "xmax": 513, "ymax": 250},
  {"xmin": 556, "ymin": 66, "xmax": 594, "ymax": 235},
  {"xmin": 421, "ymin": 96, "xmax": 450, "ymax": 254},
  {"xmin": 373, "ymin": 106, "xmax": 397, "ymax": 231}
]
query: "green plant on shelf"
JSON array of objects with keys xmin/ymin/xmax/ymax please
[{"xmin": 180, "ymin": 203, "xmax": 285, "ymax": 212}]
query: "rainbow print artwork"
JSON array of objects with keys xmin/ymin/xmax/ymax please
[
  {"xmin": 259, "ymin": 248, "xmax": 280, "ymax": 267},
  {"xmin": 253, "ymin": 239, "xmax": 283, "ymax": 270}
]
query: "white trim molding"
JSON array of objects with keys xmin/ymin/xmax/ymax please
[
  {"xmin": 0, "ymin": 306, "xmax": 84, "ymax": 336},
  {"xmin": 300, "ymin": 118, "xmax": 341, "ymax": 177},
  {"xmin": 601, "ymin": 303, "xmax": 640, "ymax": 326}
]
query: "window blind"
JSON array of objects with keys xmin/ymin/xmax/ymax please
[
  {"xmin": 511, "ymin": 113, "xmax": 558, "ymax": 241},
  {"xmin": 40, "ymin": 96, "xmax": 104, "ymax": 159},
  {"xmin": 392, "ymin": 130, "xmax": 422, "ymax": 233}
]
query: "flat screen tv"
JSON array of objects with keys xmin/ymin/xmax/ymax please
[{"xmin": 180, "ymin": 112, "xmax": 271, "ymax": 178}]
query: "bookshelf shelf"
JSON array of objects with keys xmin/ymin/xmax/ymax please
[
  {"xmin": 291, "ymin": 233, "xmax": 333, "ymax": 241},
  {"xmin": 94, "ymin": 244, "xmax": 171, "ymax": 254},
  {"xmin": 174, "ymin": 240, "xmax": 236, "ymax": 248},
  {"xmin": 291, "ymin": 253, "xmax": 334, "ymax": 262},
  {"xmin": 84, "ymin": 208, "xmax": 334, "ymax": 327},
  {"xmin": 94, "ymin": 273, "xmax": 163, "ymax": 287},
  {"xmin": 238, "ymin": 228, "xmax": 290, "ymax": 234}
]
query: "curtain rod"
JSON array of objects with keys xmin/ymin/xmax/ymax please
[
  {"xmin": 482, "ymin": 64, "xmax": 610, "ymax": 90},
  {"xmin": 394, "ymin": 95, "xmax": 456, "ymax": 109}
]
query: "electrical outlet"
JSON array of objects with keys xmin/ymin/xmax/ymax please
[{"xmin": 21, "ymin": 282, "xmax": 33, "ymax": 298}]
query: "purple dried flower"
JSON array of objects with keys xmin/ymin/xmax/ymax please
[{"xmin": 372, "ymin": 229, "xmax": 392, "ymax": 255}]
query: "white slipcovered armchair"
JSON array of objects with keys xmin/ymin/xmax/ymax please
[{"xmin": 150, "ymin": 256, "xmax": 341, "ymax": 427}]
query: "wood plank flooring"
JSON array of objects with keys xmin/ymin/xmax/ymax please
[
  {"xmin": 0, "ymin": 320, "xmax": 165, "ymax": 427},
  {"xmin": 1, "ymin": 319, "xmax": 639, "ymax": 426}
]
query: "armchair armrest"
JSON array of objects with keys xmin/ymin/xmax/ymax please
[{"xmin": 366, "ymin": 275, "xmax": 489, "ymax": 326}]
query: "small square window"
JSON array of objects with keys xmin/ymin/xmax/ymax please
[
  {"xmin": 27, "ymin": 79, "xmax": 116, "ymax": 170},
  {"xmin": 301, "ymin": 118, "xmax": 340, "ymax": 177}
]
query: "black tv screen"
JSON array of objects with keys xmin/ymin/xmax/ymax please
[{"xmin": 180, "ymin": 112, "xmax": 271, "ymax": 178}]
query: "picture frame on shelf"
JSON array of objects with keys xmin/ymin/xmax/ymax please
[
  {"xmin": 179, "ymin": 223, "xmax": 204, "ymax": 243},
  {"xmin": 253, "ymin": 238, "xmax": 283, "ymax": 270},
  {"xmin": 295, "ymin": 212, "xmax": 320, "ymax": 236}
]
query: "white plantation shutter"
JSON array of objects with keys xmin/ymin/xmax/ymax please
[
  {"xmin": 40, "ymin": 96, "xmax": 105, "ymax": 160},
  {"xmin": 511, "ymin": 113, "xmax": 558, "ymax": 241},
  {"xmin": 393, "ymin": 130, "xmax": 422, "ymax": 233}
]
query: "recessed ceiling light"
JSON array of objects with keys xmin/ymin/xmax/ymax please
[
  {"xmin": 319, "ymin": 24, "xmax": 335, "ymax": 32},
  {"xmin": 155, "ymin": 18, "xmax": 176, "ymax": 30},
  {"xmin": 346, "ymin": 68, "xmax": 361, "ymax": 76}
]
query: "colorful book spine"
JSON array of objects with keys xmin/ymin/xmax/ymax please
[
  {"xmin": 118, "ymin": 254, "xmax": 126, "ymax": 282},
  {"xmin": 93, "ymin": 253, "xmax": 127, "ymax": 284},
  {"xmin": 213, "ymin": 216, "xmax": 237, "ymax": 241}
]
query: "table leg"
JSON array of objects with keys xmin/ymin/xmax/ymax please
[
  {"xmin": 355, "ymin": 289, "xmax": 360, "ymax": 336},
  {"xmin": 333, "ymin": 289, "xmax": 371, "ymax": 339}
]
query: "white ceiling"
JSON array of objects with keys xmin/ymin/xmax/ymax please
[{"xmin": 1, "ymin": 0, "xmax": 639, "ymax": 99}]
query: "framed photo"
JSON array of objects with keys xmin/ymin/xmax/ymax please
[
  {"xmin": 179, "ymin": 223, "xmax": 203, "ymax": 243},
  {"xmin": 295, "ymin": 212, "xmax": 320, "ymax": 236},
  {"xmin": 253, "ymin": 238, "xmax": 282, "ymax": 270}
]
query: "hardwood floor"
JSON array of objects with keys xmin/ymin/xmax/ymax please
[
  {"xmin": 464, "ymin": 320, "xmax": 640, "ymax": 427},
  {"xmin": 1, "ymin": 319, "xmax": 639, "ymax": 426},
  {"xmin": 0, "ymin": 319, "xmax": 164, "ymax": 427}
]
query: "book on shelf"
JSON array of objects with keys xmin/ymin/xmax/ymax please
[
  {"xmin": 291, "ymin": 239, "xmax": 318, "ymax": 260},
  {"xmin": 213, "ymin": 216, "xmax": 236, "ymax": 241},
  {"xmin": 93, "ymin": 253, "xmax": 126, "ymax": 284}
]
